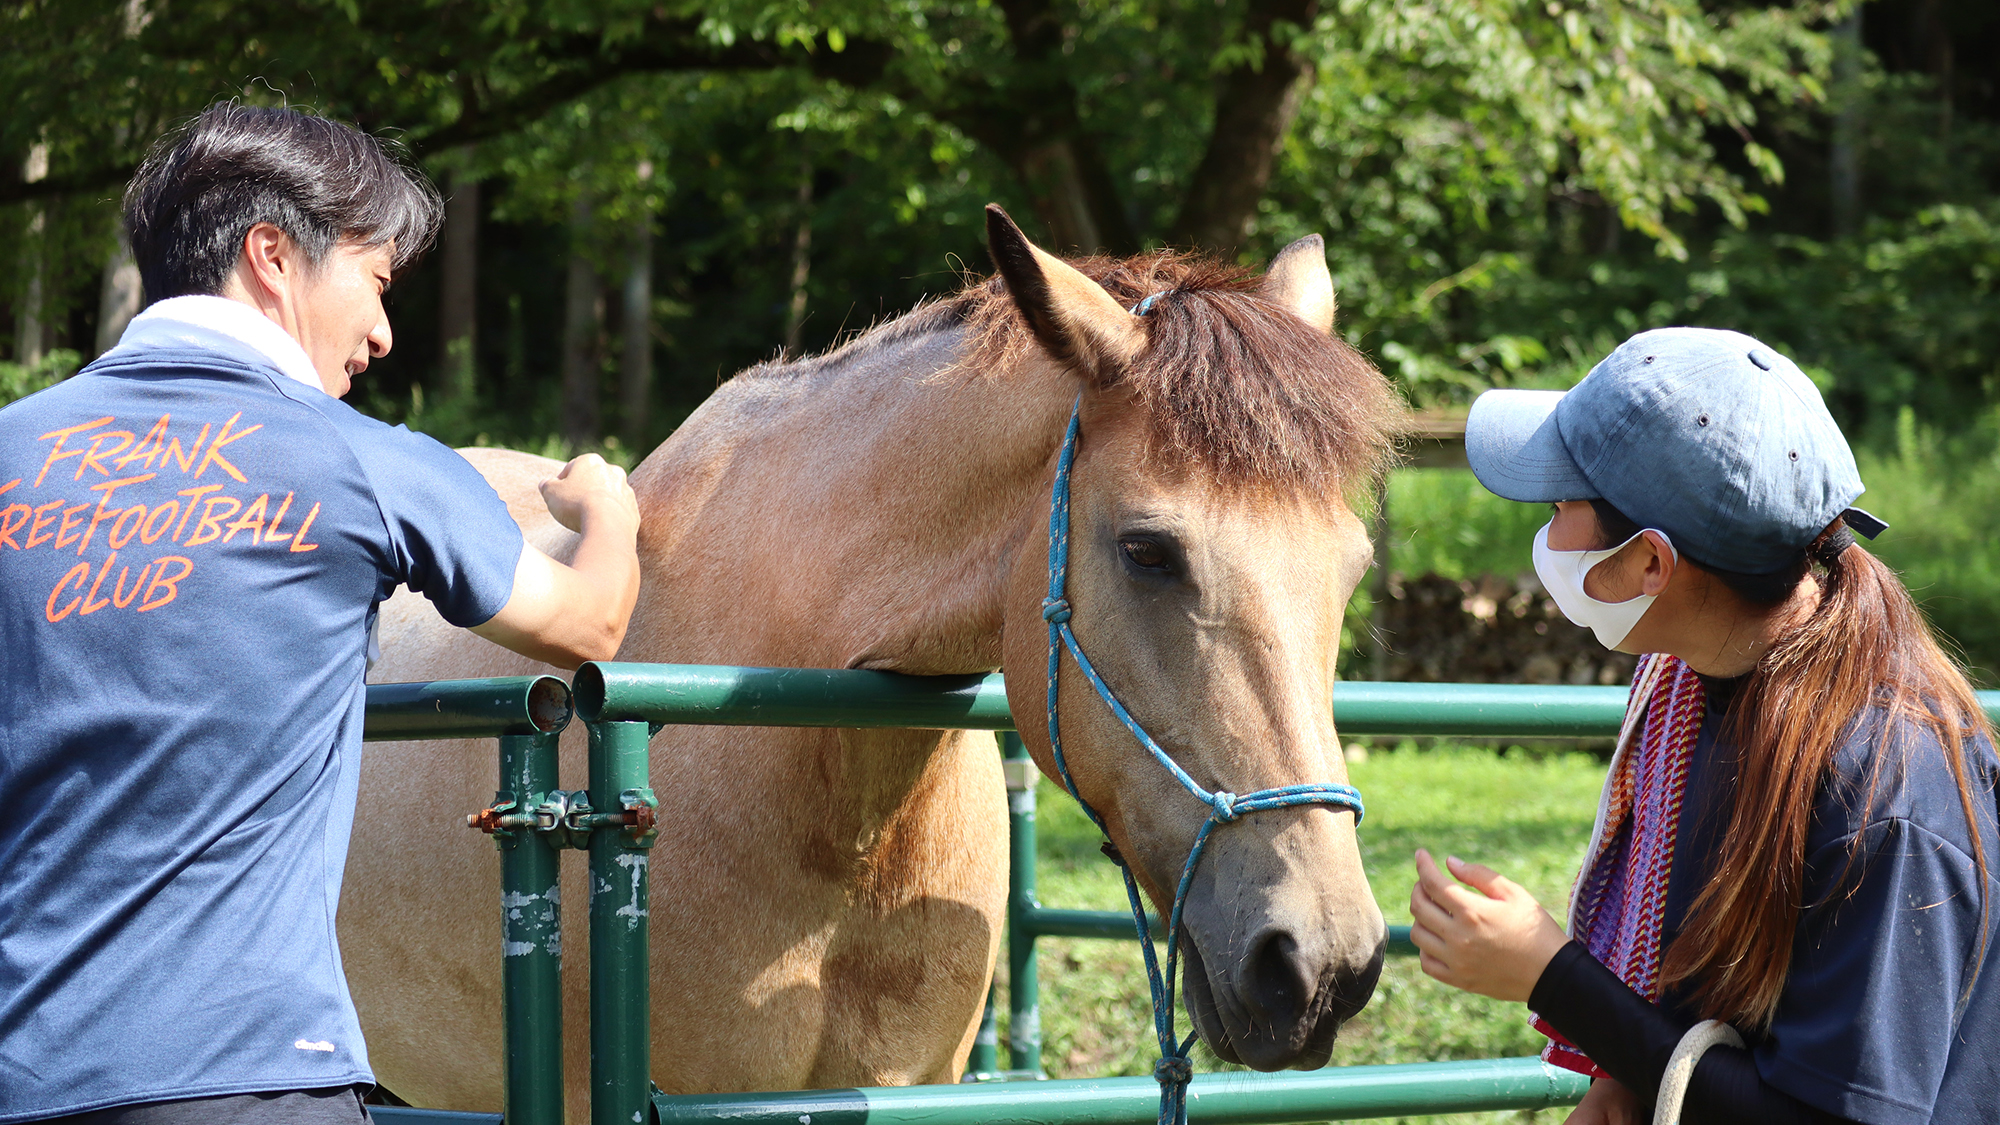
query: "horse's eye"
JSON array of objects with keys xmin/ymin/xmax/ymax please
[{"xmin": 1120, "ymin": 538, "xmax": 1169, "ymax": 571}]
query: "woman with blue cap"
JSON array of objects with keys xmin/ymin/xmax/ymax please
[{"xmin": 1406, "ymin": 328, "xmax": 1999, "ymax": 1124}]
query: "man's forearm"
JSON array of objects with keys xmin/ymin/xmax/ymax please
[{"xmin": 564, "ymin": 515, "xmax": 641, "ymax": 660}]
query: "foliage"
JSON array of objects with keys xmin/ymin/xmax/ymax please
[
  {"xmin": 1010, "ymin": 743, "xmax": 1607, "ymax": 1123},
  {"xmin": 0, "ymin": 348, "xmax": 80, "ymax": 405},
  {"xmin": 1365, "ymin": 416, "xmax": 2000, "ymax": 686},
  {"xmin": 4, "ymin": 0, "xmax": 1852, "ymax": 415},
  {"xmin": 1850, "ymin": 407, "xmax": 2000, "ymax": 686}
]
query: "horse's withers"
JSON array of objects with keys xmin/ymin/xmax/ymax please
[{"xmin": 991, "ymin": 211, "xmax": 1393, "ymax": 1070}]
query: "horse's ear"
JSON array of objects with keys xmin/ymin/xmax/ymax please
[
  {"xmin": 1262, "ymin": 234, "xmax": 1337, "ymax": 335},
  {"xmin": 984, "ymin": 203, "xmax": 1145, "ymax": 378}
]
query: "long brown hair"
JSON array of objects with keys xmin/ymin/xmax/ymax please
[{"xmin": 1645, "ymin": 517, "xmax": 1993, "ymax": 1028}]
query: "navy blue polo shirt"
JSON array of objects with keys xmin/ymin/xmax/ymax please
[
  {"xmin": 1659, "ymin": 677, "xmax": 2000, "ymax": 1124},
  {"xmin": 0, "ymin": 349, "xmax": 523, "ymax": 1120}
]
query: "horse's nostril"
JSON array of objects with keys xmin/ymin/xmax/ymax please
[{"xmin": 1245, "ymin": 931, "xmax": 1312, "ymax": 1025}]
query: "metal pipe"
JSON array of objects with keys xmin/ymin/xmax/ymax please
[
  {"xmin": 1020, "ymin": 906, "xmax": 1164, "ymax": 941},
  {"xmin": 364, "ymin": 676, "xmax": 573, "ymax": 741},
  {"xmin": 1001, "ymin": 732, "xmax": 1044, "ymax": 1076},
  {"xmin": 586, "ymin": 721, "xmax": 656, "ymax": 1125},
  {"xmin": 650, "ymin": 1056, "xmax": 1588, "ymax": 1124},
  {"xmin": 1333, "ymin": 681, "xmax": 1631, "ymax": 738},
  {"xmin": 964, "ymin": 985, "xmax": 1002, "ymax": 1080},
  {"xmin": 495, "ymin": 732, "xmax": 565, "ymax": 1125},
  {"xmin": 575, "ymin": 663, "xmax": 2000, "ymax": 739},
  {"xmin": 574, "ymin": 663, "xmax": 1011, "ymax": 728},
  {"xmin": 1017, "ymin": 908, "xmax": 1417, "ymax": 957}
]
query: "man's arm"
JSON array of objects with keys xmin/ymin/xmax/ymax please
[{"xmin": 470, "ymin": 453, "xmax": 642, "ymax": 669}]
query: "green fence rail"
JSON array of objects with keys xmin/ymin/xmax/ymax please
[
  {"xmin": 649, "ymin": 1057, "xmax": 1589, "ymax": 1124},
  {"xmin": 363, "ymin": 676, "xmax": 573, "ymax": 741},
  {"xmin": 362, "ymin": 668, "xmax": 2000, "ymax": 1125}
]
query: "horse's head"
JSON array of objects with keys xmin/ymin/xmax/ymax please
[{"xmin": 988, "ymin": 207, "xmax": 1399, "ymax": 1071}]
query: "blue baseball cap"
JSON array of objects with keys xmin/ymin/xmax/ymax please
[{"xmin": 1466, "ymin": 327, "xmax": 1885, "ymax": 575}]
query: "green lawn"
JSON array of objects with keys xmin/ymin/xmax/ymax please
[{"xmin": 996, "ymin": 743, "xmax": 1607, "ymax": 1124}]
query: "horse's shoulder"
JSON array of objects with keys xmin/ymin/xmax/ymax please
[{"xmin": 451, "ymin": 446, "xmax": 567, "ymax": 529}]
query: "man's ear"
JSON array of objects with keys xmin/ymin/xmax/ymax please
[
  {"xmin": 984, "ymin": 203, "xmax": 1145, "ymax": 380},
  {"xmin": 1261, "ymin": 234, "xmax": 1337, "ymax": 334},
  {"xmin": 238, "ymin": 221, "xmax": 298, "ymax": 301}
]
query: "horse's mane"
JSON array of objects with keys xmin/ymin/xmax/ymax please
[{"xmin": 756, "ymin": 250, "xmax": 1404, "ymax": 490}]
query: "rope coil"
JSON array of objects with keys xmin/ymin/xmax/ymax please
[{"xmin": 1039, "ymin": 396, "xmax": 1364, "ymax": 1125}]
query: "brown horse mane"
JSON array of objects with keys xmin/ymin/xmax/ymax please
[{"xmin": 752, "ymin": 249, "xmax": 1405, "ymax": 490}]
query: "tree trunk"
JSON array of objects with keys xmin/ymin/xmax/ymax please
[
  {"xmin": 620, "ymin": 209, "xmax": 652, "ymax": 448},
  {"xmin": 1170, "ymin": 0, "xmax": 1320, "ymax": 255},
  {"xmin": 784, "ymin": 160, "xmax": 812, "ymax": 355},
  {"xmin": 95, "ymin": 228, "xmax": 142, "ymax": 357},
  {"xmin": 560, "ymin": 196, "xmax": 603, "ymax": 448},
  {"xmin": 986, "ymin": 0, "xmax": 1136, "ymax": 253},
  {"xmin": 1016, "ymin": 141, "xmax": 1106, "ymax": 254},
  {"xmin": 1829, "ymin": 11, "xmax": 1862, "ymax": 238},
  {"xmin": 437, "ymin": 166, "xmax": 480, "ymax": 400},
  {"xmin": 15, "ymin": 142, "xmax": 48, "ymax": 365}
]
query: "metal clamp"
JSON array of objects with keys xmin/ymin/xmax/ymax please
[
  {"xmin": 464, "ymin": 776, "xmax": 657, "ymax": 851},
  {"xmin": 470, "ymin": 789, "xmax": 587, "ymax": 848},
  {"xmin": 554, "ymin": 787, "xmax": 659, "ymax": 848}
]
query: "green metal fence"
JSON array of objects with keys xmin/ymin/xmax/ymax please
[
  {"xmin": 361, "ymin": 676, "xmax": 572, "ymax": 1125},
  {"xmin": 360, "ymin": 666, "xmax": 2000, "ymax": 1125}
]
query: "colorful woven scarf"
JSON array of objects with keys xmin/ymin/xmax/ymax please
[{"xmin": 1532, "ymin": 652, "xmax": 1707, "ymax": 1077}]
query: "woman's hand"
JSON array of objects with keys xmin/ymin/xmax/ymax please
[
  {"xmin": 1408, "ymin": 848, "xmax": 1570, "ymax": 1002},
  {"xmin": 1564, "ymin": 1078, "xmax": 1640, "ymax": 1125}
]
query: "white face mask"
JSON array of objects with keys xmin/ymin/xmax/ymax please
[{"xmin": 1531, "ymin": 522, "xmax": 1677, "ymax": 650}]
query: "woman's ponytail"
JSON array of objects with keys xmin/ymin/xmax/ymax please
[{"xmin": 1660, "ymin": 521, "xmax": 1991, "ymax": 1027}]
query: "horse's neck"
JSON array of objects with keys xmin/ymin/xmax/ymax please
[{"xmin": 627, "ymin": 323, "xmax": 1072, "ymax": 677}]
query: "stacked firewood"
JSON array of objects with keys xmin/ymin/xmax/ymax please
[{"xmin": 1368, "ymin": 572, "xmax": 1639, "ymax": 686}]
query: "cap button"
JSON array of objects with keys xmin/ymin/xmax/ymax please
[{"xmin": 1747, "ymin": 348, "xmax": 1775, "ymax": 371}]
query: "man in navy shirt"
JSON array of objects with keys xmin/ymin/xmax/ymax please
[{"xmin": 0, "ymin": 104, "xmax": 641, "ymax": 1122}]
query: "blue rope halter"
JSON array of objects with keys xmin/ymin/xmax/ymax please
[{"xmin": 1038, "ymin": 392, "xmax": 1365, "ymax": 1125}]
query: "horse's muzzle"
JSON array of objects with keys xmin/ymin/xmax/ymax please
[{"xmin": 1180, "ymin": 921, "xmax": 1386, "ymax": 1071}]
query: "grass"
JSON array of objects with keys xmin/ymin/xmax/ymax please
[{"xmin": 996, "ymin": 743, "xmax": 1607, "ymax": 1125}]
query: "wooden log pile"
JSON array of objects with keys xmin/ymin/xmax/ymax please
[{"xmin": 1371, "ymin": 572, "xmax": 1639, "ymax": 686}]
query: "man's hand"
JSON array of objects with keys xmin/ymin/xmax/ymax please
[
  {"xmin": 1565, "ymin": 1078, "xmax": 1640, "ymax": 1125},
  {"xmin": 538, "ymin": 453, "xmax": 638, "ymax": 535},
  {"xmin": 471, "ymin": 454, "xmax": 642, "ymax": 669},
  {"xmin": 1408, "ymin": 848, "xmax": 1570, "ymax": 1002}
]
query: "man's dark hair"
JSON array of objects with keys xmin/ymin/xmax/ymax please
[{"xmin": 125, "ymin": 102, "xmax": 442, "ymax": 303}]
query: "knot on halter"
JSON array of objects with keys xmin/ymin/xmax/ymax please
[
  {"xmin": 1153, "ymin": 1055, "xmax": 1193, "ymax": 1086},
  {"xmin": 1210, "ymin": 791, "xmax": 1240, "ymax": 822},
  {"xmin": 1132, "ymin": 292, "xmax": 1168, "ymax": 317},
  {"xmin": 1041, "ymin": 597, "xmax": 1073, "ymax": 624}
]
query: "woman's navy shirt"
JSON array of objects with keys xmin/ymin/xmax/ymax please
[
  {"xmin": 0, "ymin": 352, "xmax": 523, "ymax": 1119},
  {"xmin": 1659, "ymin": 676, "xmax": 2000, "ymax": 1124}
]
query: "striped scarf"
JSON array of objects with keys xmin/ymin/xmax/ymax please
[{"xmin": 1532, "ymin": 653, "xmax": 1707, "ymax": 1077}]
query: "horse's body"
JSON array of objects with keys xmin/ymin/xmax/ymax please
[{"xmin": 342, "ymin": 213, "xmax": 1400, "ymax": 1118}]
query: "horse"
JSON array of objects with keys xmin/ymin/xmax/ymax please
[{"xmin": 342, "ymin": 206, "xmax": 1401, "ymax": 1118}]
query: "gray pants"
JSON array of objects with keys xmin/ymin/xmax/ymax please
[{"xmin": 32, "ymin": 1086, "xmax": 370, "ymax": 1124}]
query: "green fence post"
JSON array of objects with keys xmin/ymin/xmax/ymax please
[
  {"xmin": 495, "ymin": 732, "xmax": 565, "ymax": 1125},
  {"xmin": 964, "ymin": 985, "xmax": 1001, "ymax": 1080},
  {"xmin": 586, "ymin": 720, "xmax": 657, "ymax": 1125},
  {"xmin": 1000, "ymin": 732, "xmax": 1044, "ymax": 1076}
]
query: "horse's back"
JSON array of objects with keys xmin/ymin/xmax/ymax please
[{"xmin": 345, "ymin": 430, "xmax": 1006, "ymax": 1117}]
